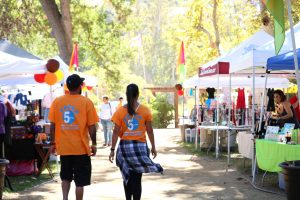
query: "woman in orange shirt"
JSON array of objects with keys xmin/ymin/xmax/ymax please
[{"xmin": 109, "ymin": 83, "xmax": 163, "ymax": 200}]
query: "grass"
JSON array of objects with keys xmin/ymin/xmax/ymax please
[{"xmin": 3, "ymin": 161, "xmax": 59, "ymax": 193}]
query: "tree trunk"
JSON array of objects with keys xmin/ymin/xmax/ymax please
[
  {"xmin": 212, "ymin": 0, "xmax": 221, "ymax": 56},
  {"xmin": 39, "ymin": 0, "xmax": 72, "ymax": 64},
  {"xmin": 196, "ymin": 2, "xmax": 221, "ymax": 56}
]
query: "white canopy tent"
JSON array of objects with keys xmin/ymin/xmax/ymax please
[
  {"xmin": 230, "ymin": 22, "xmax": 300, "ymax": 74},
  {"xmin": 0, "ymin": 54, "xmax": 97, "ymax": 87},
  {"xmin": 183, "ymin": 75, "xmax": 290, "ymax": 89},
  {"xmin": 0, "ymin": 51, "xmax": 45, "ymax": 75},
  {"xmin": 201, "ymin": 30, "xmax": 274, "ymax": 69}
]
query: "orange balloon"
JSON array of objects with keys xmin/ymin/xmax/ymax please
[{"xmin": 44, "ymin": 73, "xmax": 57, "ymax": 85}]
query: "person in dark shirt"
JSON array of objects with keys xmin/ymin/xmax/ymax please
[{"xmin": 272, "ymin": 90, "xmax": 299, "ymax": 128}]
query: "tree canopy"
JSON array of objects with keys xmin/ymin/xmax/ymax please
[{"xmin": 0, "ymin": 0, "xmax": 300, "ymax": 100}]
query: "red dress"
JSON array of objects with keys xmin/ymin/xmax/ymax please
[
  {"xmin": 236, "ymin": 88, "xmax": 246, "ymax": 109},
  {"xmin": 290, "ymin": 95, "xmax": 300, "ymax": 122}
]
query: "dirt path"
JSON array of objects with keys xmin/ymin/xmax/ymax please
[{"xmin": 3, "ymin": 129, "xmax": 285, "ymax": 200}]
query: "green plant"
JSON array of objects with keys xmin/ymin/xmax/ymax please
[{"xmin": 150, "ymin": 94, "xmax": 174, "ymax": 128}]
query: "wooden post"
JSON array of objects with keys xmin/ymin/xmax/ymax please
[{"xmin": 174, "ymin": 90, "xmax": 179, "ymax": 128}]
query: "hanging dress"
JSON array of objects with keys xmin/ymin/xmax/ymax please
[
  {"xmin": 267, "ymin": 88, "xmax": 275, "ymax": 112},
  {"xmin": 236, "ymin": 88, "xmax": 246, "ymax": 109}
]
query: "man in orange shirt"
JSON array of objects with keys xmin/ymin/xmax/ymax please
[{"xmin": 49, "ymin": 74, "xmax": 98, "ymax": 200}]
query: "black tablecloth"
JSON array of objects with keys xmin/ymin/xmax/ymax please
[{"xmin": 2, "ymin": 139, "xmax": 38, "ymax": 160}]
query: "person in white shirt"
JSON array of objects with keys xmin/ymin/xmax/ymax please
[{"xmin": 100, "ymin": 95, "xmax": 115, "ymax": 146}]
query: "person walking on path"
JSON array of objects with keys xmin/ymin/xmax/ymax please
[
  {"xmin": 116, "ymin": 96, "xmax": 124, "ymax": 110},
  {"xmin": 109, "ymin": 83, "xmax": 163, "ymax": 200},
  {"xmin": 49, "ymin": 74, "xmax": 98, "ymax": 200},
  {"xmin": 100, "ymin": 95, "xmax": 114, "ymax": 146}
]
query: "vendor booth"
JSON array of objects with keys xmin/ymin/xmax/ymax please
[
  {"xmin": 0, "ymin": 46, "xmax": 98, "ymax": 178},
  {"xmin": 251, "ymin": 46, "xmax": 300, "ymax": 185},
  {"xmin": 181, "ymin": 24, "xmax": 300, "ymax": 178},
  {"xmin": 229, "ymin": 22, "xmax": 300, "ymax": 74}
]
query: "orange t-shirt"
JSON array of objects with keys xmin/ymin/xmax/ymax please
[
  {"xmin": 111, "ymin": 104, "xmax": 152, "ymax": 142},
  {"xmin": 49, "ymin": 94, "xmax": 99, "ymax": 155}
]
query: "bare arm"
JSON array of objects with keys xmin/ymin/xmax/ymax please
[
  {"xmin": 146, "ymin": 121, "xmax": 157, "ymax": 159},
  {"xmin": 109, "ymin": 123, "xmax": 120, "ymax": 163},
  {"xmin": 280, "ymin": 102, "xmax": 293, "ymax": 119},
  {"xmin": 50, "ymin": 122, "xmax": 55, "ymax": 144},
  {"xmin": 88, "ymin": 124, "xmax": 97, "ymax": 145},
  {"xmin": 88, "ymin": 124, "xmax": 97, "ymax": 156}
]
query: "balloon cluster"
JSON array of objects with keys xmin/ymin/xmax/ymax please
[
  {"xmin": 34, "ymin": 59, "xmax": 64, "ymax": 85},
  {"xmin": 175, "ymin": 84, "xmax": 184, "ymax": 96}
]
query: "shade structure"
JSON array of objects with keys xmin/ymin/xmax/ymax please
[
  {"xmin": 0, "ymin": 54, "xmax": 97, "ymax": 87},
  {"xmin": 183, "ymin": 75, "xmax": 290, "ymax": 89},
  {"xmin": 230, "ymin": 22, "xmax": 300, "ymax": 74},
  {"xmin": 0, "ymin": 51, "xmax": 45, "ymax": 75},
  {"xmin": 0, "ymin": 39, "xmax": 41, "ymax": 60},
  {"xmin": 201, "ymin": 30, "xmax": 273, "ymax": 72},
  {"xmin": 267, "ymin": 48, "xmax": 300, "ymax": 71}
]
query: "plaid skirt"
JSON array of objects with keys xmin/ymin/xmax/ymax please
[{"xmin": 116, "ymin": 140, "xmax": 163, "ymax": 185}]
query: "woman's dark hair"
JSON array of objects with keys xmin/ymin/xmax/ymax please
[
  {"xmin": 126, "ymin": 84, "xmax": 139, "ymax": 116},
  {"xmin": 274, "ymin": 89, "xmax": 286, "ymax": 102}
]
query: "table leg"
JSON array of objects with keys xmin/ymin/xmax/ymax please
[
  {"xmin": 226, "ymin": 129, "xmax": 231, "ymax": 173},
  {"xmin": 195, "ymin": 128, "xmax": 198, "ymax": 150},
  {"xmin": 216, "ymin": 129, "xmax": 219, "ymax": 158},
  {"xmin": 35, "ymin": 145, "xmax": 54, "ymax": 178}
]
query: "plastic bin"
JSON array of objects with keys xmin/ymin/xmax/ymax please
[{"xmin": 185, "ymin": 128, "xmax": 191, "ymax": 142}]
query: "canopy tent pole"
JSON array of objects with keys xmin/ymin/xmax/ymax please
[
  {"xmin": 286, "ymin": 0, "xmax": 300, "ymax": 103},
  {"xmin": 96, "ymin": 85, "xmax": 99, "ymax": 112},
  {"xmin": 182, "ymin": 90, "xmax": 185, "ymax": 124},
  {"xmin": 251, "ymin": 64, "xmax": 256, "ymax": 182},
  {"xmin": 226, "ymin": 73, "xmax": 232, "ymax": 172},
  {"xmin": 195, "ymin": 86, "xmax": 198, "ymax": 149},
  {"xmin": 258, "ymin": 72, "xmax": 268, "ymax": 132},
  {"xmin": 216, "ymin": 75, "xmax": 220, "ymax": 158},
  {"xmin": 252, "ymin": 72, "xmax": 268, "ymax": 184}
]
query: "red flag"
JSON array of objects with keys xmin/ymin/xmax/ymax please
[{"xmin": 69, "ymin": 43, "xmax": 79, "ymax": 71}]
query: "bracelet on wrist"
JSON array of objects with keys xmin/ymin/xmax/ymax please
[
  {"xmin": 91, "ymin": 144, "xmax": 97, "ymax": 147},
  {"xmin": 110, "ymin": 148, "xmax": 115, "ymax": 151}
]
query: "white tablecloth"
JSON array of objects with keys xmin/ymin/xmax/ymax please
[{"xmin": 237, "ymin": 131, "xmax": 253, "ymax": 159}]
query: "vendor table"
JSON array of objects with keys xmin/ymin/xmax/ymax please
[
  {"xmin": 34, "ymin": 144, "xmax": 55, "ymax": 178},
  {"xmin": 256, "ymin": 139, "xmax": 300, "ymax": 172},
  {"xmin": 197, "ymin": 125, "xmax": 252, "ymax": 170}
]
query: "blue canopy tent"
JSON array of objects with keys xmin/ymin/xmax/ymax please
[{"xmin": 267, "ymin": 49, "xmax": 300, "ymax": 71}]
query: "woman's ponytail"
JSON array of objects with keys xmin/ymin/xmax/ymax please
[{"xmin": 126, "ymin": 84, "xmax": 139, "ymax": 116}]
